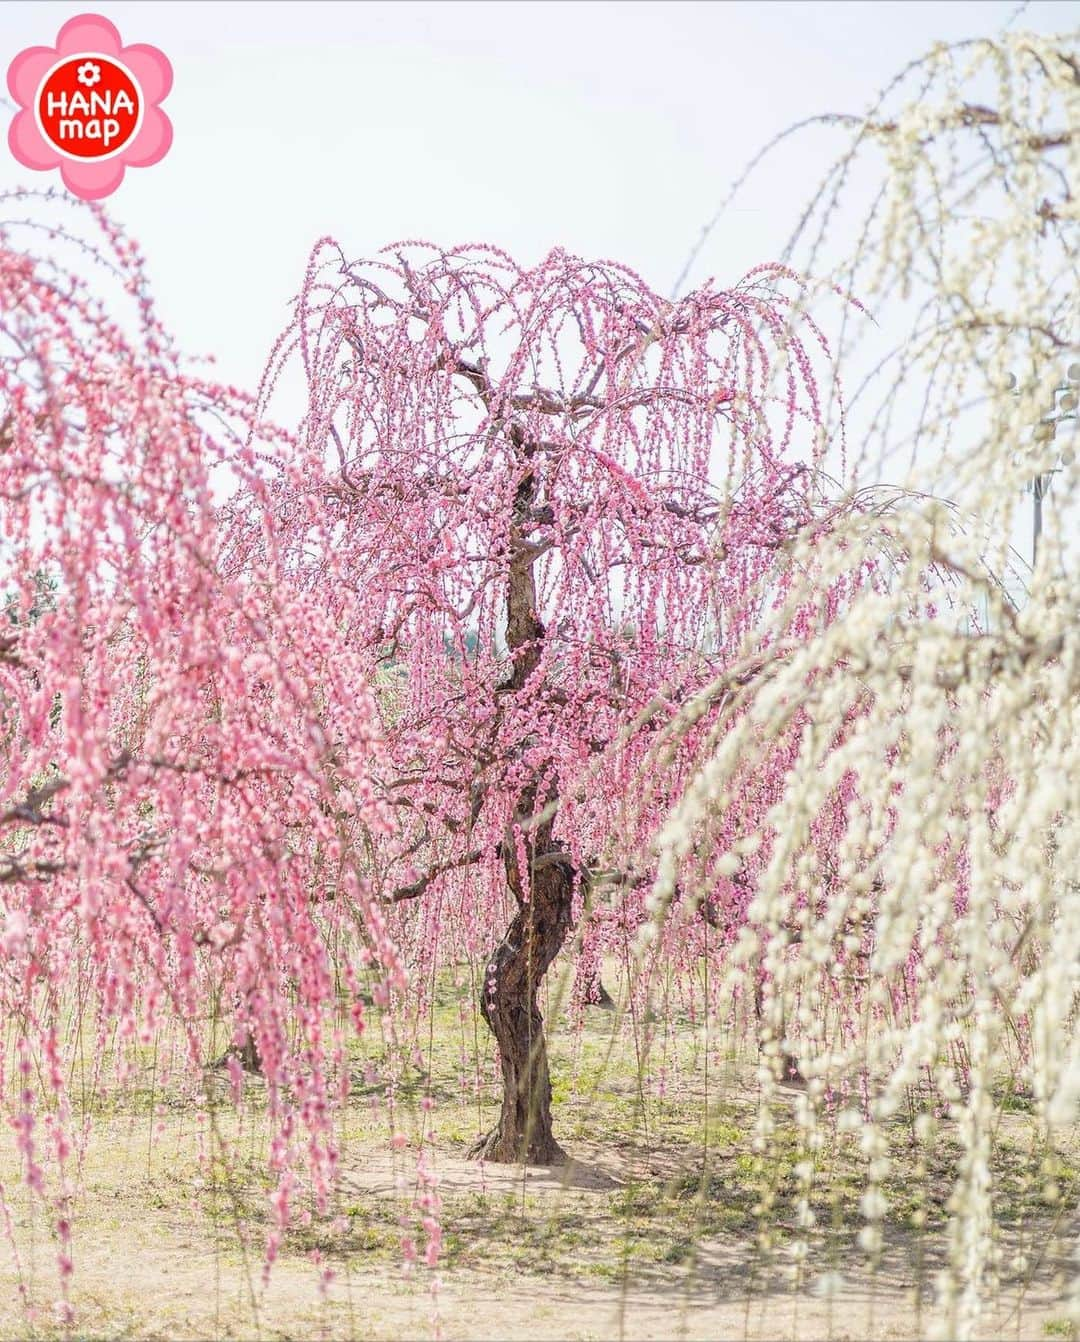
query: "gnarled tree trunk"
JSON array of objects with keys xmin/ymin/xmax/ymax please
[
  {"xmin": 470, "ymin": 848, "xmax": 574, "ymax": 1163},
  {"xmin": 469, "ymin": 428, "xmax": 576, "ymax": 1163}
]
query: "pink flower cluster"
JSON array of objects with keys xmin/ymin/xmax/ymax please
[{"xmin": 0, "ymin": 196, "xmax": 398, "ymax": 1298}]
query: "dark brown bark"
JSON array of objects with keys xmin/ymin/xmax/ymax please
[
  {"xmin": 751, "ymin": 977, "xmax": 804, "ymax": 1085},
  {"xmin": 212, "ymin": 1031, "xmax": 262, "ymax": 1074},
  {"xmin": 590, "ymin": 979, "xmax": 616, "ymax": 1010},
  {"xmin": 468, "ymin": 428, "xmax": 576, "ymax": 1163},
  {"xmin": 469, "ymin": 848, "xmax": 574, "ymax": 1163}
]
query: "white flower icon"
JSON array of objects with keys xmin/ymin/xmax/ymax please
[{"xmin": 76, "ymin": 61, "xmax": 101, "ymax": 88}]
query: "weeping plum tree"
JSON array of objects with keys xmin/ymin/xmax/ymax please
[
  {"xmin": 637, "ymin": 31, "xmax": 1078, "ymax": 1337},
  {"xmin": 0, "ymin": 197, "xmax": 399, "ymax": 1297},
  {"xmin": 259, "ymin": 242, "xmax": 841, "ymax": 1161}
]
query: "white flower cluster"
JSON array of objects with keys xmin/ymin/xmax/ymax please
[{"xmin": 632, "ymin": 31, "xmax": 1079, "ymax": 1341}]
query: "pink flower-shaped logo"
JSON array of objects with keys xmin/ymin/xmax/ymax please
[{"xmin": 7, "ymin": 13, "xmax": 172, "ymax": 200}]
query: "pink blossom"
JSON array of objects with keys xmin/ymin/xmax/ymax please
[{"xmin": 1, "ymin": 911, "xmax": 28, "ymax": 957}]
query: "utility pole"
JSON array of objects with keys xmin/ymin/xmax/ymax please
[
  {"xmin": 1010, "ymin": 364, "xmax": 1079, "ymax": 568},
  {"xmin": 1032, "ymin": 471, "xmax": 1048, "ymax": 562}
]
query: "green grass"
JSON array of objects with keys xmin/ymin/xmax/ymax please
[{"xmin": 1, "ymin": 959, "xmax": 1077, "ymax": 1340}]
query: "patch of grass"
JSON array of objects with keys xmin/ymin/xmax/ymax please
[{"xmin": 2, "ymin": 959, "xmax": 1078, "ymax": 1341}]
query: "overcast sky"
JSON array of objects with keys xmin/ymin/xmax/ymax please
[{"xmin": 3, "ymin": 0, "xmax": 1070, "ymax": 395}]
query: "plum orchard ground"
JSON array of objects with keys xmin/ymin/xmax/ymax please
[{"xmin": 0, "ymin": 967, "xmax": 1076, "ymax": 1342}]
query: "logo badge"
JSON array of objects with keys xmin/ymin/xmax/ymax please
[{"xmin": 7, "ymin": 13, "xmax": 172, "ymax": 200}]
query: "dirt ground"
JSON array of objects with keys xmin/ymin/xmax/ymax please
[
  {"xmin": 0, "ymin": 981, "xmax": 1076, "ymax": 1340},
  {"xmin": 0, "ymin": 1125, "xmax": 1075, "ymax": 1341}
]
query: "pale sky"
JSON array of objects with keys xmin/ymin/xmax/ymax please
[{"xmin": 3, "ymin": 0, "xmax": 1071, "ymax": 395}]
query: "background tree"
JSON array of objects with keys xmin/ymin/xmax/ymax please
[{"xmin": 258, "ymin": 241, "xmax": 843, "ymax": 1161}]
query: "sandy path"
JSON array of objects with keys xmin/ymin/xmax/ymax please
[{"xmin": 2, "ymin": 1142, "xmax": 1073, "ymax": 1340}]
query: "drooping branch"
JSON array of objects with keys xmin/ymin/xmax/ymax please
[{"xmin": 388, "ymin": 848, "xmax": 485, "ymax": 903}]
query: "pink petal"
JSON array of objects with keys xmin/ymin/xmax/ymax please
[
  {"xmin": 8, "ymin": 109, "xmax": 58, "ymax": 171},
  {"xmin": 6, "ymin": 46, "xmax": 56, "ymax": 106},
  {"xmin": 60, "ymin": 158, "xmax": 125, "ymax": 201},
  {"xmin": 123, "ymin": 109, "xmax": 172, "ymax": 168},
  {"xmin": 55, "ymin": 14, "xmax": 122, "ymax": 58},
  {"xmin": 120, "ymin": 44, "xmax": 173, "ymax": 105}
]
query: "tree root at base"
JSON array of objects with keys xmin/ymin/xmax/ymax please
[{"xmin": 467, "ymin": 1124, "xmax": 568, "ymax": 1166}]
